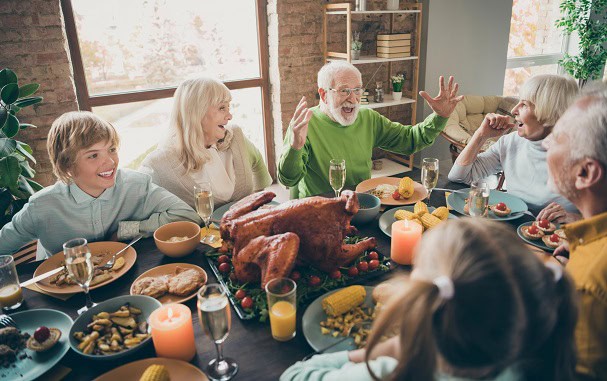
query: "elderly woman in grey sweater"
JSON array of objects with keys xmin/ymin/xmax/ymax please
[
  {"xmin": 448, "ymin": 74, "xmax": 580, "ymax": 222},
  {"xmin": 139, "ymin": 77, "xmax": 272, "ymax": 209}
]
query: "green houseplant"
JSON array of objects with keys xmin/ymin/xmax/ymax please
[
  {"xmin": 556, "ymin": 0, "xmax": 607, "ymax": 87},
  {"xmin": 0, "ymin": 68, "xmax": 43, "ymax": 228},
  {"xmin": 391, "ymin": 73, "xmax": 404, "ymax": 101},
  {"xmin": 351, "ymin": 32, "xmax": 363, "ymax": 60}
]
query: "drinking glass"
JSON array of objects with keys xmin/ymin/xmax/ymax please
[
  {"xmin": 265, "ymin": 278, "xmax": 297, "ymax": 342},
  {"xmin": 197, "ymin": 284, "xmax": 238, "ymax": 380},
  {"xmin": 421, "ymin": 158, "xmax": 439, "ymax": 201},
  {"xmin": 0, "ymin": 255, "xmax": 23, "ymax": 310},
  {"xmin": 63, "ymin": 238, "xmax": 96, "ymax": 315},
  {"xmin": 469, "ymin": 180, "xmax": 490, "ymax": 217},
  {"xmin": 329, "ymin": 159, "xmax": 346, "ymax": 197},
  {"xmin": 195, "ymin": 183, "xmax": 215, "ymax": 244}
]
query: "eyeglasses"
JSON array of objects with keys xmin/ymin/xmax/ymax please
[{"xmin": 328, "ymin": 87, "xmax": 363, "ymax": 97}]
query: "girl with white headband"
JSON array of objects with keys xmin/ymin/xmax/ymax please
[{"xmin": 281, "ymin": 219, "xmax": 577, "ymax": 381}]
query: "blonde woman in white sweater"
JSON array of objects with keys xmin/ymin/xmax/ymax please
[{"xmin": 140, "ymin": 77, "xmax": 272, "ymax": 209}]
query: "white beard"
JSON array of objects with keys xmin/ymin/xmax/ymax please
[{"xmin": 326, "ymin": 96, "xmax": 360, "ymax": 126}]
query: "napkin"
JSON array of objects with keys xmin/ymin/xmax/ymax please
[
  {"xmin": 201, "ymin": 226, "xmax": 223, "ymax": 248},
  {"xmin": 445, "ymin": 192, "xmax": 453, "ymax": 210},
  {"xmin": 42, "ymin": 365, "xmax": 71, "ymax": 380},
  {"xmin": 24, "ymin": 283, "xmax": 75, "ymax": 301}
]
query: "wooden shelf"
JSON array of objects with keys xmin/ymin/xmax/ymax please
[
  {"xmin": 327, "ymin": 55, "xmax": 419, "ymax": 64},
  {"xmin": 361, "ymin": 97, "xmax": 416, "ymax": 109},
  {"xmin": 327, "ymin": 10, "xmax": 421, "ymax": 15}
]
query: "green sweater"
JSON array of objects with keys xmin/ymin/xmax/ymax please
[{"xmin": 278, "ymin": 106, "xmax": 448, "ymax": 198}]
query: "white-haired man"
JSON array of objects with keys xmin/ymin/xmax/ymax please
[
  {"xmin": 278, "ymin": 61, "xmax": 462, "ymax": 198},
  {"xmin": 544, "ymin": 83, "xmax": 607, "ymax": 381}
]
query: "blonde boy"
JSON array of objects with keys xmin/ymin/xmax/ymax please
[{"xmin": 0, "ymin": 111, "xmax": 201, "ymax": 259}]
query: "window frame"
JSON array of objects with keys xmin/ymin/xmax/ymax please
[{"xmin": 60, "ymin": 0, "xmax": 276, "ymax": 177}]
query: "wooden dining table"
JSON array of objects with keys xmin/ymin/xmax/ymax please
[{"xmin": 15, "ymin": 169, "xmax": 544, "ymax": 380}]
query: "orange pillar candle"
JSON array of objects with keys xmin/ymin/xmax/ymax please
[
  {"xmin": 149, "ymin": 304, "xmax": 196, "ymax": 361},
  {"xmin": 390, "ymin": 219, "xmax": 423, "ymax": 265}
]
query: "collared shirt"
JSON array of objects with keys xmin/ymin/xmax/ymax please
[
  {"xmin": 564, "ymin": 211, "xmax": 607, "ymax": 380},
  {"xmin": 0, "ymin": 169, "xmax": 201, "ymax": 259}
]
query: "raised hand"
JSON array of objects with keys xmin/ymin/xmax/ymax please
[
  {"xmin": 537, "ymin": 202, "xmax": 582, "ymax": 224},
  {"xmin": 419, "ymin": 76, "xmax": 464, "ymax": 118},
  {"xmin": 289, "ymin": 96, "xmax": 313, "ymax": 150},
  {"xmin": 475, "ymin": 113, "xmax": 515, "ymax": 139}
]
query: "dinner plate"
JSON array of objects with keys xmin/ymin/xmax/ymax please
[
  {"xmin": 516, "ymin": 221, "xmax": 560, "ymax": 252},
  {"xmin": 211, "ymin": 200, "xmax": 280, "ymax": 222},
  {"xmin": 302, "ymin": 286, "xmax": 375, "ymax": 353},
  {"xmin": 379, "ymin": 205, "xmax": 457, "ymax": 237},
  {"xmin": 94, "ymin": 357, "xmax": 208, "ymax": 381},
  {"xmin": 446, "ymin": 189, "xmax": 528, "ymax": 220},
  {"xmin": 355, "ymin": 177, "xmax": 428, "ymax": 206},
  {"xmin": 34, "ymin": 241, "xmax": 137, "ymax": 294},
  {"xmin": 130, "ymin": 263, "xmax": 207, "ymax": 304},
  {"xmin": 0, "ymin": 309, "xmax": 73, "ymax": 381}
]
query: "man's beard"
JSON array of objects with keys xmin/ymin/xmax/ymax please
[
  {"xmin": 547, "ymin": 161, "xmax": 578, "ymax": 202},
  {"xmin": 327, "ymin": 98, "xmax": 360, "ymax": 126}
]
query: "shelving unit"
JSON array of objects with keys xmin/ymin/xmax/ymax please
[{"xmin": 322, "ymin": 2, "xmax": 423, "ymax": 169}]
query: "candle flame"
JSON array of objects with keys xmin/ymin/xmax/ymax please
[{"xmin": 167, "ymin": 307, "xmax": 174, "ymax": 322}]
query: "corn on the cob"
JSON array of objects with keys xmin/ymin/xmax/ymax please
[
  {"xmin": 394, "ymin": 210, "xmax": 417, "ymax": 221},
  {"xmin": 431, "ymin": 206, "xmax": 449, "ymax": 221},
  {"xmin": 139, "ymin": 365, "xmax": 170, "ymax": 381},
  {"xmin": 322, "ymin": 285, "xmax": 366, "ymax": 317},
  {"xmin": 414, "ymin": 201, "xmax": 428, "ymax": 215},
  {"xmin": 398, "ymin": 177, "xmax": 414, "ymax": 198},
  {"xmin": 420, "ymin": 213, "xmax": 442, "ymax": 230}
]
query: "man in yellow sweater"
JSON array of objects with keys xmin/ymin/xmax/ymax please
[{"xmin": 544, "ymin": 83, "xmax": 607, "ymax": 380}]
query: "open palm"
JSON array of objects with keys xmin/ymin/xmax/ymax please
[{"xmin": 419, "ymin": 76, "xmax": 464, "ymax": 118}]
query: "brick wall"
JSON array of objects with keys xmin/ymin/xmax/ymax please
[{"xmin": 0, "ymin": 0, "xmax": 78, "ymax": 186}]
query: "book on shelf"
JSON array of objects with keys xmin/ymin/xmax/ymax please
[
  {"xmin": 377, "ymin": 46, "xmax": 411, "ymax": 54},
  {"xmin": 377, "ymin": 39, "xmax": 411, "ymax": 48},
  {"xmin": 377, "ymin": 33, "xmax": 411, "ymax": 41},
  {"xmin": 377, "ymin": 52, "xmax": 411, "ymax": 58}
]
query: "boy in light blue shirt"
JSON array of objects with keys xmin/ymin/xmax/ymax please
[{"xmin": 0, "ymin": 111, "xmax": 202, "ymax": 259}]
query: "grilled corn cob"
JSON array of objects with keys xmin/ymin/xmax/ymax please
[
  {"xmin": 394, "ymin": 210, "xmax": 417, "ymax": 221},
  {"xmin": 431, "ymin": 206, "xmax": 449, "ymax": 221},
  {"xmin": 139, "ymin": 364, "xmax": 170, "ymax": 381},
  {"xmin": 322, "ymin": 285, "xmax": 366, "ymax": 317},
  {"xmin": 414, "ymin": 201, "xmax": 429, "ymax": 215},
  {"xmin": 420, "ymin": 213, "xmax": 442, "ymax": 230},
  {"xmin": 398, "ymin": 177, "xmax": 414, "ymax": 198}
]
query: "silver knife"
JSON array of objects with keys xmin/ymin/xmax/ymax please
[{"xmin": 20, "ymin": 266, "xmax": 64, "ymax": 288}]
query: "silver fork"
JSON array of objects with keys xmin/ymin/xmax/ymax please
[
  {"xmin": 95, "ymin": 234, "xmax": 142, "ymax": 271},
  {"xmin": 0, "ymin": 314, "xmax": 18, "ymax": 328}
]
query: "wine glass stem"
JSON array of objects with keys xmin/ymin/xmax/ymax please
[
  {"xmin": 83, "ymin": 286, "xmax": 94, "ymax": 308},
  {"xmin": 427, "ymin": 189, "xmax": 433, "ymax": 202},
  {"xmin": 214, "ymin": 341, "xmax": 225, "ymax": 363},
  {"xmin": 203, "ymin": 218, "xmax": 210, "ymax": 239}
]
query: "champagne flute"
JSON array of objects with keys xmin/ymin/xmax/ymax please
[
  {"xmin": 329, "ymin": 159, "xmax": 346, "ymax": 197},
  {"xmin": 469, "ymin": 180, "xmax": 490, "ymax": 217},
  {"xmin": 195, "ymin": 183, "xmax": 215, "ymax": 244},
  {"xmin": 63, "ymin": 238, "xmax": 96, "ymax": 315},
  {"xmin": 421, "ymin": 158, "xmax": 439, "ymax": 201},
  {"xmin": 197, "ymin": 283, "xmax": 238, "ymax": 380}
]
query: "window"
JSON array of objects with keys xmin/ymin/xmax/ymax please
[
  {"xmin": 61, "ymin": 0, "xmax": 274, "ymax": 173},
  {"xmin": 503, "ymin": 0, "xmax": 568, "ymax": 96}
]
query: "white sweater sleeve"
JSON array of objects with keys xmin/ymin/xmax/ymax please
[{"xmin": 448, "ymin": 138, "xmax": 504, "ymax": 184}]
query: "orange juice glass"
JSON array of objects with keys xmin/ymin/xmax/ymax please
[
  {"xmin": 265, "ymin": 278, "xmax": 297, "ymax": 341},
  {"xmin": 0, "ymin": 255, "xmax": 23, "ymax": 310}
]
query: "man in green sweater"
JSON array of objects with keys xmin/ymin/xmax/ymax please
[{"xmin": 278, "ymin": 61, "xmax": 463, "ymax": 198}]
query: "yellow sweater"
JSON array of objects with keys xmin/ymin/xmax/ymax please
[{"xmin": 565, "ymin": 211, "xmax": 607, "ymax": 380}]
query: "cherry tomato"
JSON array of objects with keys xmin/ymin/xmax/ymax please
[
  {"xmin": 329, "ymin": 270, "xmax": 341, "ymax": 279},
  {"xmin": 528, "ymin": 225, "xmax": 540, "ymax": 235},
  {"xmin": 495, "ymin": 202, "xmax": 507, "ymax": 211},
  {"xmin": 241, "ymin": 296, "xmax": 254, "ymax": 309},
  {"xmin": 538, "ymin": 219, "xmax": 550, "ymax": 229},
  {"xmin": 392, "ymin": 190, "xmax": 401, "ymax": 200},
  {"xmin": 308, "ymin": 275, "xmax": 322, "ymax": 287},
  {"xmin": 217, "ymin": 255, "xmax": 230, "ymax": 264},
  {"xmin": 34, "ymin": 326, "xmax": 50, "ymax": 342},
  {"xmin": 290, "ymin": 270, "xmax": 301, "ymax": 282},
  {"xmin": 235, "ymin": 289, "xmax": 246, "ymax": 300},
  {"xmin": 368, "ymin": 259, "xmax": 380, "ymax": 271},
  {"xmin": 218, "ymin": 262, "xmax": 231, "ymax": 274},
  {"xmin": 357, "ymin": 261, "xmax": 369, "ymax": 272},
  {"xmin": 367, "ymin": 251, "xmax": 379, "ymax": 260},
  {"xmin": 348, "ymin": 267, "xmax": 359, "ymax": 277},
  {"xmin": 549, "ymin": 234, "xmax": 560, "ymax": 243}
]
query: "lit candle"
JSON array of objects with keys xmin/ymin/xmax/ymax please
[
  {"xmin": 390, "ymin": 219, "xmax": 423, "ymax": 265},
  {"xmin": 149, "ymin": 304, "xmax": 196, "ymax": 361}
]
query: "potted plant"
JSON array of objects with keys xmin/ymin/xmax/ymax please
[
  {"xmin": 351, "ymin": 32, "xmax": 363, "ymax": 60},
  {"xmin": 556, "ymin": 0, "xmax": 607, "ymax": 87},
  {"xmin": 0, "ymin": 68, "xmax": 43, "ymax": 228},
  {"xmin": 391, "ymin": 73, "xmax": 405, "ymax": 101}
]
